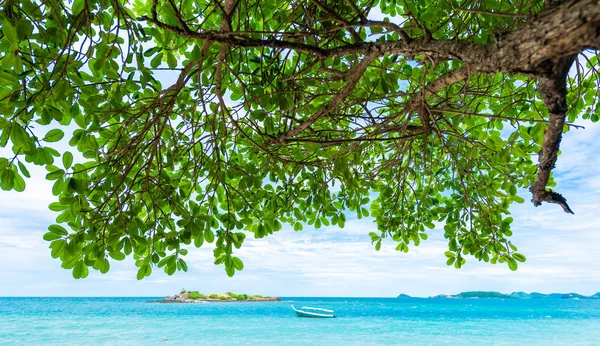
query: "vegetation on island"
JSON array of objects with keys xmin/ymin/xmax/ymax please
[
  {"xmin": 451, "ymin": 291, "xmax": 513, "ymax": 299},
  {"xmin": 177, "ymin": 290, "xmax": 273, "ymax": 301},
  {"xmin": 0, "ymin": 0, "xmax": 599, "ymax": 280}
]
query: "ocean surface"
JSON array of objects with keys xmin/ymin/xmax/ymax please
[{"xmin": 1, "ymin": 297, "xmax": 599, "ymax": 345}]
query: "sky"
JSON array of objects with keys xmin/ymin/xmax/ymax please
[{"xmin": 1, "ymin": 118, "xmax": 599, "ymax": 297}]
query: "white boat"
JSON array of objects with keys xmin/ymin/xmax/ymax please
[{"xmin": 291, "ymin": 305, "xmax": 336, "ymax": 318}]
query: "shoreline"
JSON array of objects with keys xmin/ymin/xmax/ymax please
[
  {"xmin": 149, "ymin": 298, "xmax": 281, "ymax": 303},
  {"xmin": 149, "ymin": 292, "xmax": 281, "ymax": 303}
]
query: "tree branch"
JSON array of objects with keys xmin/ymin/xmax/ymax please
[
  {"xmin": 141, "ymin": 0, "xmax": 599, "ymax": 74},
  {"xmin": 530, "ymin": 55, "xmax": 577, "ymax": 214},
  {"xmin": 266, "ymin": 53, "xmax": 378, "ymax": 145}
]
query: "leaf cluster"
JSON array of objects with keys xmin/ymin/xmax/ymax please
[{"xmin": 0, "ymin": 0, "xmax": 598, "ymax": 279}]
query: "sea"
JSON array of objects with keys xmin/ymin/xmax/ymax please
[{"xmin": 1, "ymin": 297, "xmax": 599, "ymax": 345}]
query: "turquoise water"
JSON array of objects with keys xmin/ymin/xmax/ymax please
[{"xmin": 1, "ymin": 297, "xmax": 599, "ymax": 345}]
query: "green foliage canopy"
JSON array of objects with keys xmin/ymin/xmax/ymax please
[{"xmin": 0, "ymin": 0, "xmax": 599, "ymax": 279}]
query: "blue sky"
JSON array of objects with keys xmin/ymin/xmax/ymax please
[{"xmin": 1, "ymin": 119, "xmax": 599, "ymax": 297}]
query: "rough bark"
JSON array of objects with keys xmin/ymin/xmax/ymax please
[
  {"xmin": 337, "ymin": 0, "xmax": 600, "ymax": 73},
  {"xmin": 530, "ymin": 55, "xmax": 577, "ymax": 214},
  {"xmin": 144, "ymin": 0, "xmax": 600, "ymax": 74},
  {"xmin": 478, "ymin": 0, "xmax": 600, "ymax": 74}
]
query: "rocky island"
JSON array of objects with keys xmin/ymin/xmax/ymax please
[{"xmin": 151, "ymin": 290, "xmax": 281, "ymax": 303}]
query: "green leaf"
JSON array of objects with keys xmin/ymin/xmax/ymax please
[
  {"xmin": 44, "ymin": 129, "xmax": 64, "ymax": 142},
  {"xmin": 0, "ymin": 70, "xmax": 19, "ymax": 85},
  {"xmin": 72, "ymin": 0, "xmax": 86, "ymax": 16},
  {"xmin": 62, "ymin": 152, "xmax": 73, "ymax": 169},
  {"xmin": 99, "ymin": 259, "xmax": 110, "ymax": 274},
  {"xmin": 1, "ymin": 20, "xmax": 19, "ymax": 44},
  {"xmin": 73, "ymin": 260, "xmax": 89, "ymax": 279},
  {"xmin": 150, "ymin": 52, "xmax": 164, "ymax": 68},
  {"xmin": 11, "ymin": 125, "xmax": 33, "ymax": 152},
  {"xmin": 314, "ymin": 218, "xmax": 321, "ymax": 229},
  {"xmin": 43, "ymin": 232, "xmax": 62, "ymax": 241},
  {"xmin": 48, "ymin": 203, "xmax": 67, "ymax": 212},
  {"xmin": 46, "ymin": 169, "xmax": 65, "ymax": 180},
  {"xmin": 18, "ymin": 161, "xmax": 30, "ymax": 178},
  {"xmin": 513, "ymin": 253, "xmax": 526, "ymax": 262},
  {"xmin": 512, "ymin": 195, "xmax": 525, "ymax": 203},
  {"xmin": 158, "ymin": 256, "xmax": 170, "ymax": 268},
  {"xmin": 507, "ymin": 258, "xmax": 518, "ymax": 271},
  {"xmin": 109, "ymin": 252, "xmax": 126, "ymax": 261},
  {"xmin": 225, "ymin": 265, "xmax": 235, "ymax": 277},
  {"xmin": 62, "ymin": 255, "xmax": 80, "ymax": 269},
  {"xmin": 16, "ymin": 19, "xmax": 33, "ymax": 40},
  {"xmin": 194, "ymin": 232, "xmax": 205, "ymax": 247},
  {"xmin": 204, "ymin": 229, "xmax": 214, "ymax": 243},
  {"xmin": 1, "ymin": 169, "xmax": 15, "ymax": 191},
  {"xmin": 48, "ymin": 224, "xmax": 68, "ymax": 236},
  {"xmin": 137, "ymin": 264, "xmax": 149, "ymax": 280},
  {"xmin": 13, "ymin": 171, "xmax": 25, "ymax": 192},
  {"xmin": 167, "ymin": 52, "xmax": 177, "ymax": 69},
  {"xmin": 179, "ymin": 259, "xmax": 188, "ymax": 272},
  {"xmin": 232, "ymin": 257, "xmax": 244, "ymax": 270},
  {"xmin": 50, "ymin": 240, "xmax": 67, "ymax": 258},
  {"xmin": 190, "ymin": 45, "xmax": 201, "ymax": 62},
  {"xmin": 52, "ymin": 177, "xmax": 66, "ymax": 196}
]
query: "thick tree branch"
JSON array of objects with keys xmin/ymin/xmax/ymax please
[
  {"xmin": 479, "ymin": 0, "xmax": 600, "ymax": 73},
  {"xmin": 530, "ymin": 55, "xmax": 577, "ymax": 214},
  {"xmin": 142, "ymin": 0, "xmax": 600, "ymax": 74}
]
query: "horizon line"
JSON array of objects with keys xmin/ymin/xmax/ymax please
[{"xmin": 1, "ymin": 290, "xmax": 599, "ymax": 299}]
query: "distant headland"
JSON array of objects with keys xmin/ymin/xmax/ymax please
[
  {"xmin": 397, "ymin": 291, "xmax": 600, "ymax": 299},
  {"xmin": 150, "ymin": 290, "xmax": 280, "ymax": 303}
]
